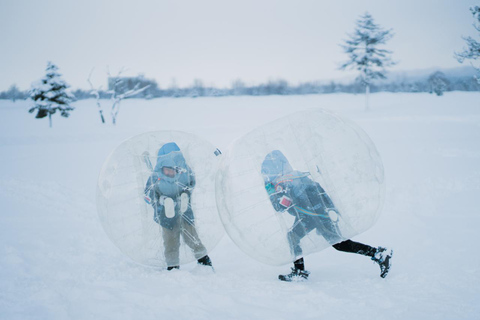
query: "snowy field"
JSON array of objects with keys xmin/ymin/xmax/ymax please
[{"xmin": 1, "ymin": 92, "xmax": 479, "ymax": 320}]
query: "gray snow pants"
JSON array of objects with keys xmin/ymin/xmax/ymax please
[{"xmin": 162, "ymin": 216, "xmax": 207, "ymax": 267}]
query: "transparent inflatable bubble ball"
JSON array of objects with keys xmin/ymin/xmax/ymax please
[
  {"xmin": 216, "ymin": 109, "xmax": 385, "ymax": 266},
  {"xmin": 97, "ymin": 131, "xmax": 224, "ymax": 267}
]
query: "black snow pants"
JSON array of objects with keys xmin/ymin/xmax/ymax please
[
  {"xmin": 332, "ymin": 239, "xmax": 376, "ymax": 257},
  {"xmin": 294, "ymin": 240, "xmax": 376, "ymax": 270}
]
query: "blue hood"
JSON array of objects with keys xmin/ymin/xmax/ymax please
[
  {"xmin": 153, "ymin": 142, "xmax": 188, "ymax": 182},
  {"xmin": 261, "ymin": 150, "xmax": 293, "ymax": 183}
]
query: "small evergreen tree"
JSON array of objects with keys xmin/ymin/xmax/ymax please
[
  {"xmin": 455, "ymin": 6, "xmax": 480, "ymax": 84},
  {"xmin": 340, "ymin": 12, "xmax": 395, "ymax": 111},
  {"xmin": 428, "ymin": 71, "xmax": 449, "ymax": 96},
  {"xmin": 29, "ymin": 62, "xmax": 75, "ymax": 127},
  {"xmin": 7, "ymin": 84, "xmax": 21, "ymax": 103}
]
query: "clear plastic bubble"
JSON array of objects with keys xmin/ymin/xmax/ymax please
[
  {"xmin": 216, "ymin": 110, "xmax": 385, "ymax": 266},
  {"xmin": 97, "ymin": 131, "xmax": 224, "ymax": 267}
]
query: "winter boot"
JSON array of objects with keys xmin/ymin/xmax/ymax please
[
  {"xmin": 197, "ymin": 255, "xmax": 213, "ymax": 267},
  {"xmin": 167, "ymin": 265, "xmax": 180, "ymax": 271},
  {"xmin": 278, "ymin": 267, "xmax": 310, "ymax": 282},
  {"xmin": 372, "ymin": 247, "xmax": 393, "ymax": 278}
]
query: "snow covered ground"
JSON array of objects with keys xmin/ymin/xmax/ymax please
[{"xmin": 1, "ymin": 92, "xmax": 479, "ymax": 319}]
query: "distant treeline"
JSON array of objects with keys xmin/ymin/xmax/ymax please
[{"xmin": 1, "ymin": 72, "xmax": 479, "ymax": 101}]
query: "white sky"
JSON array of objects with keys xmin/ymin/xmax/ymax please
[{"xmin": 0, "ymin": 0, "xmax": 478, "ymax": 90}]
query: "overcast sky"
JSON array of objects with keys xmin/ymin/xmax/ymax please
[{"xmin": 1, "ymin": 0, "xmax": 478, "ymax": 90}]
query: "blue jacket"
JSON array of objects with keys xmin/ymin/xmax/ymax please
[
  {"xmin": 145, "ymin": 142, "xmax": 196, "ymax": 229},
  {"xmin": 261, "ymin": 150, "xmax": 337, "ymax": 228}
]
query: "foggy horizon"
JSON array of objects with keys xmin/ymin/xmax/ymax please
[{"xmin": 1, "ymin": 0, "xmax": 478, "ymax": 91}]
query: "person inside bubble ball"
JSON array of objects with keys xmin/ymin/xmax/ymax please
[
  {"xmin": 261, "ymin": 150, "xmax": 392, "ymax": 282},
  {"xmin": 144, "ymin": 142, "xmax": 212, "ymax": 270}
]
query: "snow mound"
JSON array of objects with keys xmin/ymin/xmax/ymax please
[{"xmin": 216, "ymin": 109, "xmax": 385, "ymax": 265}]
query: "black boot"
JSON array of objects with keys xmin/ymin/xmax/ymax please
[
  {"xmin": 279, "ymin": 258, "xmax": 309, "ymax": 282},
  {"xmin": 279, "ymin": 267, "xmax": 310, "ymax": 282},
  {"xmin": 197, "ymin": 255, "xmax": 213, "ymax": 267},
  {"xmin": 372, "ymin": 247, "xmax": 393, "ymax": 278},
  {"xmin": 167, "ymin": 265, "xmax": 180, "ymax": 271}
]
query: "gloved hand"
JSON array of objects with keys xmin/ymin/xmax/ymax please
[
  {"xmin": 270, "ymin": 194, "xmax": 292, "ymax": 212},
  {"xmin": 265, "ymin": 183, "xmax": 275, "ymax": 195},
  {"xmin": 278, "ymin": 195, "xmax": 293, "ymax": 208},
  {"xmin": 144, "ymin": 180, "xmax": 157, "ymax": 206},
  {"xmin": 144, "ymin": 194, "xmax": 153, "ymax": 205}
]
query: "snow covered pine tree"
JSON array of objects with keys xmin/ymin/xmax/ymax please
[
  {"xmin": 456, "ymin": 6, "xmax": 480, "ymax": 84},
  {"xmin": 428, "ymin": 71, "xmax": 449, "ymax": 96},
  {"xmin": 339, "ymin": 12, "xmax": 395, "ymax": 111},
  {"xmin": 29, "ymin": 62, "xmax": 75, "ymax": 127}
]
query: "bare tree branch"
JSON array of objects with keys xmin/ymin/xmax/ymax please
[
  {"xmin": 87, "ymin": 68, "xmax": 105, "ymax": 124},
  {"xmin": 88, "ymin": 66, "xmax": 151, "ymax": 125}
]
